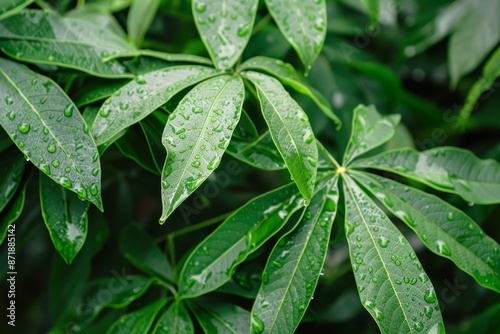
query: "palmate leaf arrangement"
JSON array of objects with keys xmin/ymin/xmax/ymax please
[{"xmin": 0, "ymin": 0, "xmax": 499, "ymax": 333}]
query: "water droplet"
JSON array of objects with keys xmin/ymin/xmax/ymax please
[
  {"xmin": 5, "ymin": 97, "xmax": 14, "ymax": 105},
  {"xmin": 214, "ymin": 109, "xmax": 223, "ymax": 115},
  {"xmin": 424, "ymin": 288, "xmax": 437, "ymax": 303},
  {"xmin": 47, "ymin": 145, "xmax": 56, "ymax": 153},
  {"xmin": 91, "ymin": 168, "xmax": 99, "ymax": 176},
  {"xmin": 194, "ymin": 2, "xmax": 206, "ymax": 13},
  {"xmin": 447, "ymin": 212, "xmax": 454, "ymax": 221},
  {"xmin": 237, "ymin": 24, "xmax": 251, "ymax": 37},
  {"xmin": 39, "ymin": 96, "xmax": 47, "ymax": 104},
  {"xmin": 119, "ymin": 102, "xmax": 129, "ymax": 110},
  {"xmin": 64, "ymin": 167, "xmax": 71, "ymax": 173},
  {"xmin": 101, "ymin": 50, "xmax": 109, "ymax": 58},
  {"xmin": 436, "ymin": 240, "xmax": 451, "ymax": 256},
  {"xmin": 17, "ymin": 122, "xmax": 30, "ymax": 134},
  {"xmin": 262, "ymin": 272, "xmax": 269, "ymax": 284},
  {"xmin": 90, "ymin": 184, "xmax": 99, "ymax": 196},
  {"xmin": 51, "ymin": 160, "xmax": 60, "ymax": 167},
  {"xmin": 59, "ymin": 177, "xmax": 72, "ymax": 188},
  {"xmin": 7, "ymin": 111, "xmax": 15, "ymax": 120},
  {"xmin": 377, "ymin": 236, "xmax": 390, "ymax": 248},
  {"xmin": 64, "ymin": 104, "xmax": 74, "ymax": 117},
  {"xmin": 414, "ymin": 321, "xmax": 424, "ymax": 332},
  {"xmin": 251, "ymin": 314, "xmax": 265, "ymax": 334},
  {"xmin": 192, "ymin": 106, "xmax": 203, "ymax": 114},
  {"xmin": 191, "ymin": 161, "xmax": 200, "ymax": 168},
  {"xmin": 486, "ymin": 257, "xmax": 496, "ymax": 268},
  {"xmin": 48, "ymin": 55, "xmax": 54, "ymax": 61},
  {"xmin": 99, "ymin": 109, "xmax": 110, "ymax": 117}
]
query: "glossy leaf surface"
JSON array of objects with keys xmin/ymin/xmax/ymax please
[
  {"xmin": 192, "ymin": 0, "xmax": 258, "ymax": 69},
  {"xmin": 177, "ymin": 183, "xmax": 303, "ymax": 299},
  {"xmin": 92, "ymin": 65, "xmax": 217, "ymax": 146},
  {"xmin": 153, "ymin": 301, "xmax": 194, "ymax": 334},
  {"xmin": 0, "ymin": 173, "xmax": 27, "ymax": 243},
  {"xmin": 192, "ymin": 302, "xmax": 251, "ymax": 334},
  {"xmin": 107, "ymin": 298, "xmax": 166, "ymax": 334},
  {"xmin": 244, "ymin": 71, "xmax": 317, "ymax": 200},
  {"xmin": 127, "ymin": 0, "xmax": 160, "ymax": 47},
  {"xmin": 352, "ymin": 147, "xmax": 500, "ymax": 204},
  {"xmin": 251, "ymin": 176, "xmax": 339, "ymax": 334},
  {"xmin": 160, "ymin": 75, "xmax": 244, "ymax": 223},
  {"xmin": 0, "ymin": 0, "xmax": 32, "ymax": 20},
  {"xmin": 0, "ymin": 58, "xmax": 103, "ymax": 209},
  {"xmin": 104, "ymin": 49, "xmax": 213, "ymax": 66},
  {"xmin": 343, "ymin": 175, "xmax": 444, "ymax": 334},
  {"xmin": 227, "ymin": 131, "xmax": 286, "ymax": 170},
  {"xmin": 0, "ymin": 146, "xmax": 25, "ymax": 212}
]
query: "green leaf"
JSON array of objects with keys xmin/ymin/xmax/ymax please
[
  {"xmin": 0, "ymin": 58, "xmax": 103, "ymax": 210},
  {"xmin": 0, "ymin": 10, "xmax": 134, "ymax": 78},
  {"xmin": 0, "ymin": 171, "xmax": 27, "ymax": 244},
  {"xmin": 360, "ymin": 0, "xmax": 380, "ymax": 23},
  {"xmin": 159, "ymin": 75, "xmax": 244, "ymax": 223},
  {"xmin": 0, "ymin": 0, "xmax": 33, "ymax": 20},
  {"xmin": 153, "ymin": 301, "xmax": 194, "ymax": 334},
  {"xmin": 104, "ymin": 49, "xmax": 213, "ymax": 66},
  {"xmin": 115, "ymin": 125, "xmax": 159, "ymax": 175},
  {"xmin": 264, "ymin": 0, "xmax": 327, "ymax": 70},
  {"xmin": 239, "ymin": 56, "xmax": 341, "ymax": 126},
  {"xmin": 177, "ymin": 183, "xmax": 304, "ymax": 299},
  {"xmin": 87, "ymin": 0, "xmax": 132, "ymax": 12},
  {"xmin": 351, "ymin": 147, "xmax": 500, "ymax": 205},
  {"xmin": 119, "ymin": 224, "xmax": 174, "ymax": 282},
  {"xmin": 127, "ymin": 0, "xmax": 161, "ymax": 47},
  {"xmin": 342, "ymin": 175, "xmax": 445, "ymax": 334},
  {"xmin": 353, "ymin": 172, "xmax": 500, "ymax": 292},
  {"xmin": 232, "ymin": 108, "xmax": 258, "ymax": 140},
  {"xmin": 448, "ymin": 0, "xmax": 500, "ymax": 87},
  {"xmin": 251, "ymin": 176, "xmax": 339, "ymax": 334},
  {"xmin": 107, "ymin": 299, "xmax": 167, "ymax": 334},
  {"xmin": 227, "ymin": 131, "xmax": 286, "ymax": 170},
  {"xmin": 92, "ymin": 65, "xmax": 217, "ymax": 146},
  {"xmin": 459, "ymin": 46, "xmax": 500, "ymax": 125},
  {"xmin": 140, "ymin": 111, "xmax": 167, "ymax": 173},
  {"xmin": 192, "ymin": 302, "xmax": 251, "ymax": 334},
  {"xmin": 243, "ymin": 71, "xmax": 318, "ymax": 200},
  {"xmin": 343, "ymin": 104, "xmax": 400, "ymax": 165},
  {"xmin": 0, "ymin": 146, "xmax": 25, "ymax": 212},
  {"xmin": 192, "ymin": 0, "xmax": 258, "ymax": 70},
  {"xmin": 74, "ymin": 79, "xmax": 131, "ymax": 108},
  {"xmin": 40, "ymin": 173, "xmax": 89, "ymax": 264}
]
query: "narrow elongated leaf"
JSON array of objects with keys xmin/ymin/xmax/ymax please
[
  {"xmin": 265, "ymin": 0, "xmax": 327, "ymax": 70},
  {"xmin": 40, "ymin": 174, "xmax": 89, "ymax": 264},
  {"xmin": 0, "ymin": 173, "xmax": 27, "ymax": 243},
  {"xmin": 239, "ymin": 56, "xmax": 341, "ymax": 126},
  {"xmin": 0, "ymin": 58, "xmax": 103, "ymax": 209},
  {"xmin": 140, "ymin": 112, "xmax": 167, "ymax": 173},
  {"xmin": 342, "ymin": 175, "xmax": 444, "ymax": 334},
  {"xmin": 449, "ymin": 0, "xmax": 500, "ymax": 86},
  {"xmin": 354, "ymin": 172, "xmax": 500, "ymax": 292},
  {"xmin": 107, "ymin": 299, "xmax": 167, "ymax": 334},
  {"xmin": 160, "ymin": 75, "xmax": 244, "ymax": 223},
  {"xmin": 92, "ymin": 66, "xmax": 217, "ymax": 145},
  {"xmin": 361, "ymin": 0, "xmax": 380, "ymax": 22},
  {"xmin": 74, "ymin": 79, "xmax": 131, "ymax": 107},
  {"xmin": 115, "ymin": 125, "xmax": 159, "ymax": 175},
  {"xmin": 192, "ymin": 302, "xmax": 251, "ymax": 334},
  {"xmin": 251, "ymin": 176, "xmax": 339, "ymax": 334},
  {"xmin": 192, "ymin": 0, "xmax": 258, "ymax": 70},
  {"xmin": 459, "ymin": 46, "xmax": 500, "ymax": 124},
  {"xmin": 343, "ymin": 104, "xmax": 400, "ymax": 164},
  {"xmin": 232, "ymin": 108, "xmax": 258, "ymax": 140},
  {"xmin": 0, "ymin": 0, "xmax": 33, "ymax": 20},
  {"xmin": 227, "ymin": 131, "xmax": 286, "ymax": 170},
  {"xmin": 127, "ymin": 0, "xmax": 161, "ymax": 47},
  {"xmin": 244, "ymin": 71, "xmax": 318, "ymax": 200},
  {"xmin": 177, "ymin": 183, "xmax": 304, "ymax": 299},
  {"xmin": 104, "ymin": 49, "xmax": 213, "ymax": 66},
  {"xmin": 153, "ymin": 301, "xmax": 194, "ymax": 334},
  {"xmin": 0, "ymin": 146, "xmax": 25, "ymax": 212},
  {"xmin": 120, "ymin": 224, "xmax": 174, "ymax": 282},
  {"xmin": 352, "ymin": 147, "xmax": 500, "ymax": 204}
]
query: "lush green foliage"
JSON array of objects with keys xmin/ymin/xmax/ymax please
[{"xmin": 1, "ymin": 0, "xmax": 499, "ymax": 333}]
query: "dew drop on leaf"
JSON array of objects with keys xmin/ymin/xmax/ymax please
[
  {"xmin": 59, "ymin": 177, "xmax": 72, "ymax": 188},
  {"xmin": 17, "ymin": 122, "xmax": 30, "ymax": 134},
  {"xmin": 436, "ymin": 240, "xmax": 451, "ymax": 256},
  {"xmin": 424, "ymin": 288, "xmax": 437, "ymax": 303}
]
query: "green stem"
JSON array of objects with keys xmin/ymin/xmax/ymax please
[{"xmin": 252, "ymin": 14, "xmax": 271, "ymax": 36}]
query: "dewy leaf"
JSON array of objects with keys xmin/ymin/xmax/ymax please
[
  {"xmin": 153, "ymin": 301, "xmax": 194, "ymax": 334},
  {"xmin": 104, "ymin": 49, "xmax": 213, "ymax": 66},
  {"xmin": 251, "ymin": 176, "xmax": 339, "ymax": 334},
  {"xmin": 448, "ymin": 0, "xmax": 500, "ymax": 87},
  {"xmin": 159, "ymin": 75, "xmax": 244, "ymax": 223},
  {"xmin": 239, "ymin": 56, "xmax": 341, "ymax": 126},
  {"xmin": 192, "ymin": 0, "xmax": 258, "ymax": 70},
  {"xmin": 353, "ymin": 172, "xmax": 500, "ymax": 292},
  {"xmin": 107, "ymin": 299, "xmax": 167, "ymax": 334},
  {"xmin": 342, "ymin": 175, "xmax": 445, "ymax": 334},
  {"xmin": 191, "ymin": 302, "xmax": 251, "ymax": 334},
  {"xmin": 0, "ymin": 171, "xmax": 27, "ymax": 244},
  {"xmin": 227, "ymin": 131, "xmax": 286, "ymax": 171},
  {"xmin": 343, "ymin": 104, "xmax": 400, "ymax": 165},
  {"xmin": 92, "ymin": 65, "xmax": 217, "ymax": 146},
  {"xmin": 351, "ymin": 147, "xmax": 500, "ymax": 205},
  {"xmin": 127, "ymin": 0, "xmax": 161, "ymax": 48},
  {"xmin": 119, "ymin": 224, "xmax": 174, "ymax": 283},
  {"xmin": 0, "ymin": 58, "xmax": 103, "ymax": 210},
  {"xmin": 264, "ymin": 0, "xmax": 327, "ymax": 71},
  {"xmin": 0, "ymin": 0, "xmax": 33, "ymax": 20},
  {"xmin": 74, "ymin": 79, "xmax": 131, "ymax": 108},
  {"xmin": 243, "ymin": 71, "xmax": 318, "ymax": 200},
  {"xmin": 0, "ymin": 146, "xmax": 25, "ymax": 212},
  {"xmin": 177, "ymin": 183, "xmax": 304, "ymax": 299},
  {"xmin": 40, "ymin": 173, "xmax": 89, "ymax": 265},
  {"xmin": 0, "ymin": 9, "xmax": 135, "ymax": 78}
]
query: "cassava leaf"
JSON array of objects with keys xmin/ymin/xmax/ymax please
[
  {"xmin": 153, "ymin": 301, "xmax": 194, "ymax": 334},
  {"xmin": 104, "ymin": 49, "xmax": 213, "ymax": 66},
  {"xmin": 74, "ymin": 79, "xmax": 130, "ymax": 108},
  {"xmin": 343, "ymin": 104, "xmax": 400, "ymax": 165},
  {"xmin": 127, "ymin": 0, "xmax": 161, "ymax": 48},
  {"xmin": 0, "ymin": 58, "xmax": 103, "ymax": 210},
  {"xmin": 177, "ymin": 183, "xmax": 304, "ymax": 299},
  {"xmin": 107, "ymin": 299, "xmax": 167, "ymax": 334},
  {"xmin": 0, "ymin": 9, "xmax": 135, "ymax": 77},
  {"xmin": 159, "ymin": 75, "xmax": 244, "ymax": 223},
  {"xmin": 361, "ymin": 0, "xmax": 380, "ymax": 23},
  {"xmin": 251, "ymin": 176, "xmax": 339, "ymax": 334},
  {"xmin": 264, "ymin": 0, "xmax": 327, "ymax": 70},
  {"xmin": 40, "ymin": 173, "xmax": 89, "ymax": 264},
  {"xmin": 0, "ymin": 146, "xmax": 25, "ymax": 212},
  {"xmin": 243, "ymin": 71, "xmax": 318, "ymax": 200},
  {"xmin": 92, "ymin": 65, "xmax": 217, "ymax": 146},
  {"xmin": 351, "ymin": 147, "xmax": 500, "ymax": 205},
  {"xmin": 353, "ymin": 171, "xmax": 500, "ymax": 292},
  {"xmin": 191, "ymin": 302, "xmax": 251, "ymax": 334},
  {"xmin": 239, "ymin": 56, "xmax": 341, "ymax": 126},
  {"xmin": 0, "ymin": 0, "xmax": 33, "ymax": 20},
  {"xmin": 0, "ymin": 169, "xmax": 27, "ymax": 244},
  {"xmin": 342, "ymin": 174, "xmax": 445, "ymax": 334},
  {"xmin": 192, "ymin": 0, "xmax": 258, "ymax": 70}
]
